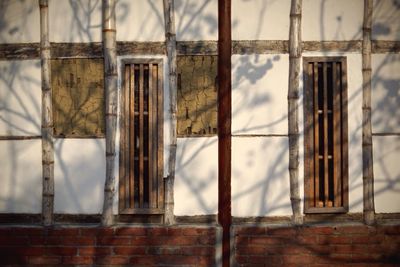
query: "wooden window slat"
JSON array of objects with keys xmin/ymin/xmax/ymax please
[
  {"xmin": 139, "ymin": 64, "xmax": 144, "ymax": 208},
  {"xmin": 157, "ymin": 64, "xmax": 164, "ymax": 209},
  {"xmin": 333, "ymin": 62, "xmax": 341, "ymax": 207},
  {"xmin": 323, "ymin": 62, "xmax": 329, "ymax": 207},
  {"xmin": 129, "ymin": 65, "xmax": 136, "ymax": 209},
  {"xmin": 313, "ymin": 62, "xmax": 320, "ymax": 207}
]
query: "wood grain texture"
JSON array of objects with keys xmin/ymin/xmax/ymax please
[
  {"xmin": 288, "ymin": 0, "xmax": 303, "ymax": 225},
  {"xmin": 362, "ymin": 0, "xmax": 375, "ymax": 225},
  {"xmin": 39, "ymin": 0, "xmax": 54, "ymax": 226},
  {"xmin": 163, "ymin": 0, "xmax": 177, "ymax": 225}
]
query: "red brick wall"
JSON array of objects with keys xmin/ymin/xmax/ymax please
[
  {"xmin": 0, "ymin": 226, "xmax": 218, "ymax": 266},
  {"xmin": 234, "ymin": 224, "xmax": 400, "ymax": 267}
]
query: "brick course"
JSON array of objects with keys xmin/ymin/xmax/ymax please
[
  {"xmin": 234, "ymin": 224, "xmax": 400, "ymax": 267},
  {"xmin": 0, "ymin": 224, "xmax": 399, "ymax": 266},
  {"xmin": 0, "ymin": 226, "xmax": 218, "ymax": 267}
]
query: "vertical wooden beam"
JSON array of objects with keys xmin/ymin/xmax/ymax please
[
  {"xmin": 218, "ymin": 0, "xmax": 232, "ymax": 266},
  {"xmin": 362, "ymin": 0, "xmax": 375, "ymax": 225},
  {"xmin": 288, "ymin": 0, "xmax": 303, "ymax": 224},
  {"xmin": 101, "ymin": 0, "xmax": 117, "ymax": 226},
  {"xmin": 163, "ymin": 0, "xmax": 177, "ymax": 225},
  {"xmin": 39, "ymin": 0, "xmax": 54, "ymax": 226}
]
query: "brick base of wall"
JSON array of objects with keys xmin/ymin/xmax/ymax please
[
  {"xmin": 0, "ymin": 225, "xmax": 219, "ymax": 266},
  {"xmin": 234, "ymin": 224, "xmax": 400, "ymax": 267},
  {"xmin": 0, "ymin": 224, "xmax": 399, "ymax": 266}
]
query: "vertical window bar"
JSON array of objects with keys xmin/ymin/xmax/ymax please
[
  {"xmin": 148, "ymin": 64, "xmax": 154, "ymax": 208},
  {"xmin": 313, "ymin": 62, "xmax": 320, "ymax": 207},
  {"xmin": 157, "ymin": 64, "xmax": 164, "ymax": 209},
  {"xmin": 129, "ymin": 64, "xmax": 136, "ymax": 208},
  {"xmin": 119, "ymin": 65, "xmax": 129, "ymax": 210},
  {"xmin": 307, "ymin": 62, "xmax": 315, "ymax": 209},
  {"xmin": 323, "ymin": 62, "xmax": 330, "ymax": 207},
  {"xmin": 139, "ymin": 64, "xmax": 145, "ymax": 208},
  {"xmin": 333, "ymin": 61, "xmax": 342, "ymax": 207}
]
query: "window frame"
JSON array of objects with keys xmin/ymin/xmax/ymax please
[
  {"xmin": 303, "ymin": 56, "xmax": 349, "ymax": 214},
  {"xmin": 118, "ymin": 58, "xmax": 164, "ymax": 215}
]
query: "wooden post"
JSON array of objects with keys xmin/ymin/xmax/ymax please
[
  {"xmin": 362, "ymin": 0, "xmax": 375, "ymax": 225},
  {"xmin": 288, "ymin": 0, "xmax": 303, "ymax": 225},
  {"xmin": 163, "ymin": 0, "xmax": 177, "ymax": 225},
  {"xmin": 101, "ymin": 0, "xmax": 117, "ymax": 226},
  {"xmin": 39, "ymin": 0, "xmax": 54, "ymax": 226},
  {"xmin": 218, "ymin": 0, "xmax": 232, "ymax": 266}
]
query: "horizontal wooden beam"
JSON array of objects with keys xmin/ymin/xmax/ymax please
[
  {"xmin": 0, "ymin": 135, "xmax": 42, "ymax": 140},
  {"xmin": 1, "ymin": 40, "xmax": 399, "ymax": 60}
]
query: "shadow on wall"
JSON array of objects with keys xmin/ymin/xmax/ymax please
[{"xmin": 0, "ymin": 0, "xmax": 399, "ymax": 217}]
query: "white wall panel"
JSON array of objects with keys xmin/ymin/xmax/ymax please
[
  {"xmin": 232, "ymin": 54, "xmax": 288, "ymax": 135},
  {"xmin": 303, "ymin": 0, "xmax": 363, "ymax": 41},
  {"xmin": 232, "ymin": 0, "xmax": 290, "ymax": 40},
  {"xmin": 373, "ymin": 136, "xmax": 400, "ymax": 213},
  {"xmin": 174, "ymin": 0, "xmax": 218, "ymax": 41},
  {"xmin": 372, "ymin": 54, "xmax": 400, "ymax": 133},
  {"xmin": 302, "ymin": 52, "xmax": 364, "ymax": 212},
  {"xmin": 174, "ymin": 137, "xmax": 218, "ymax": 215},
  {"xmin": 0, "ymin": 0, "xmax": 40, "ymax": 43},
  {"xmin": 232, "ymin": 137, "xmax": 292, "ymax": 217},
  {"xmin": 54, "ymin": 139, "xmax": 106, "ymax": 214},
  {"xmin": 116, "ymin": 0, "xmax": 165, "ymax": 41},
  {"xmin": 0, "ymin": 60, "xmax": 41, "ymax": 136},
  {"xmin": 49, "ymin": 0, "xmax": 102, "ymax": 42},
  {"xmin": 372, "ymin": 0, "xmax": 400, "ymax": 41},
  {"xmin": 0, "ymin": 140, "xmax": 42, "ymax": 213}
]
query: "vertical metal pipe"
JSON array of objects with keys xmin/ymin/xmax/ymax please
[{"xmin": 218, "ymin": 0, "xmax": 232, "ymax": 266}]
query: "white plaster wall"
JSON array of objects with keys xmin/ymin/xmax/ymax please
[
  {"xmin": 0, "ymin": 140, "xmax": 42, "ymax": 213},
  {"xmin": 303, "ymin": 0, "xmax": 363, "ymax": 41},
  {"xmin": 116, "ymin": 0, "xmax": 165, "ymax": 41},
  {"xmin": 232, "ymin": 54, "xmax": 288, "ymax": 135},
  {"xmin": 49, "ymin": 0, "xmax": 102, "ymax": 43},
  {"xmin": 174, "ymin": 0, "xmax": 218, "ymax": 41},
  {"xmin": 232, "ymin": 137, "xmax": 292, "ymax": 217},
  {"xmin": 302, "ymin": 52, "xmax": 364, "ymax": 212},
  {"xmin": 174, "ymin": 137, "xmax": 218, "ymax": 215},
  {"xmin": 232, "ymin": 0, "xmax": 290, "ymax": 40},
  {"xmin": 0, "ymin": 60, "xmax": 41, "ymax": 136},
  {"xmin": 373, "ymin": 136, "xmax": 400, "ymax": 213},
  {"xmin": 54, "ymin": 139, "xmax": 106, "ymax": 214},
  {"xmin": 371, "ymin": 53, "xmax": 400, "ymax": 134},
  {"xmin": 0, "ymin": 0, "xmax": 40, "ymax": 43},
  {"xmin": 372, "ymin": 0, "xmax": 400, "ymax": 41}
]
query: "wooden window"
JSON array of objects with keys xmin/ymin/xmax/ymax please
[
  {"xmin": 303, "ymin": 57, "xmax": 348, "ymax": 213},
  {"xmin": 119, "ymin": 59, "xmax": 164, "ymax": 215}
]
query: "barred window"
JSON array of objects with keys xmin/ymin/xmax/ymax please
[{"xmin": 303, "ymin": 57, "xmax": 349, "ymax": 213}]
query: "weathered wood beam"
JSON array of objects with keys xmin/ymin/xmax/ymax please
[
  {"xmin": 39, "ymin": 0, "xmax": 54, "ymax": 226},
  {"xmin": 163, "ymin": 0, "xmax": 177, "ymax": 225},
  {"xmin": 218, "ymin": 0, "xmax": 232, "ymax": 266},
  {"xmin": 1, "ymin": 40, "xmax": 399, "ymax": 60},
  {"xmin": 362, "ymin": 0, "xmax": 375, "ymax": 226},
  {"xmin": 101, "ymin": 0, "xmax": 117, "ymax": 226},
  {"xmin": 288, "ymin": 0, "xmax": 303, "ymax": 225}
]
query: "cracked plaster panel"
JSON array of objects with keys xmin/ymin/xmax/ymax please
[
  {"xmin": 49, "ymin": 0, "xmax": 102, "ymax": 43},
  {"xmin": 116, "ymin": 0, "xmax": 165, "ymax": 41},
  {"xmin": 303, "ymin": 0, "xmax": 363, "ymax": 41},
  {"xmin": 372, "ymin": 0, "xmax": 400, "ymax": 41},
  {"xmin": 51, "ymin": 58, "xmax": 104, "ymax": 137},
  {"xmin": 0, "ymin": 0, "xmax": 40, "ymax": 43},
  {"xmin": 0, "ymin": 60, "xmax": 42, "ymax": 136},
  {"xmin": 232, "ymin": 0, "xmax": 291, "ymax": 40},
  {"xmin": 177, "ymin": 55, "xmax": 217, "ymax": 136}
]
